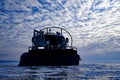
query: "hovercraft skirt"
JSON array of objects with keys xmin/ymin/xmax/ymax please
[{"xmin": 19, "ymin": 49, "xmax": 80, "ymax": 66}]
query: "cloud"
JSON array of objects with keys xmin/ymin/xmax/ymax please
[
  {"xmin": 82, "ymin": 50, "xmax": 120, "ymax": 63},
  {"xmin": 0, "ymin": 0, "xmax": 120, "ymax": 61}
]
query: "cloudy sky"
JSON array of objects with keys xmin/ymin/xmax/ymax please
[{"xmin": 0, "ymin": 0, "xmax": 120, "ymax": 63}]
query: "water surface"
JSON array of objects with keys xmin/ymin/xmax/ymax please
[{"xmin": 0, "ymin": 62, "xmax": 120, "ymax": 80}]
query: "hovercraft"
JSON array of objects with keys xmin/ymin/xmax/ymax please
[{"xmin": 19, "ymin": 27, "xmax": 81, "ymax": 66}]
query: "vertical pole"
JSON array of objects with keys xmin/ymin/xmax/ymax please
[
  {"xmin": 47, "ymin": 28, "xmax": 48, "ymax": 34},
  {"xmin": 61, "ymin": 28, "xmax": 62, "ymax": 35}
]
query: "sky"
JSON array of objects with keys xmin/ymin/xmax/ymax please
[{"xmin": 0, "ymin": 0, "xmax": 120, "ymax": 63}]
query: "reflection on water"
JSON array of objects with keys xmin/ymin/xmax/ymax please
[{"xmin": 0, "ymin": 63, "xmax": 120, "ymax": 80}]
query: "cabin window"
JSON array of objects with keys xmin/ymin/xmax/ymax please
[{"xmin": 45, "ymin": 35, "xmax": 57, "ymax": 45}]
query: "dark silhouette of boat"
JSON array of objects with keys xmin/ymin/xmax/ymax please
[{"xmin": 19, "ymin": 27, "xmax": 81, "ymax": 66}]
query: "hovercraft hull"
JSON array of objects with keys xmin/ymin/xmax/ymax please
[{"xmin": 19, "ymin": 49, "xmax": 80, "ymax": 66}]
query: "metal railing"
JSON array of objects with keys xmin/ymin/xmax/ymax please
[{"xmin": 28, "ymin": 45, "xmax": 77, "ymax": 51}]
